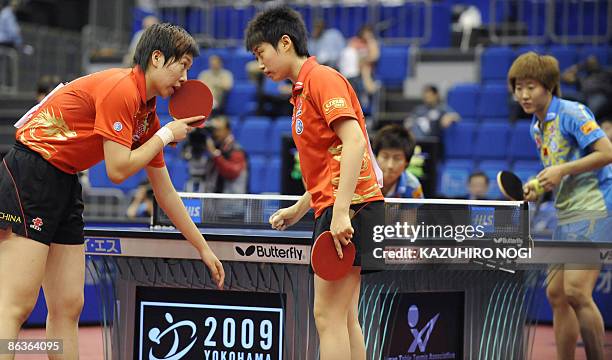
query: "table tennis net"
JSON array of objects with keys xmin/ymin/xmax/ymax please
[{"xmin": 152, "ymin": 193, "xmax": 529, "ymax": 243}]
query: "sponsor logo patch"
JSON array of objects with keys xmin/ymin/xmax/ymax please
[
  {"xmin": 580, "ymin": 121, "xmax": 598, "ymax": 135},
  {"xmin": 323, "ymin": 97, "xmax": 348, "ymax": 114}
]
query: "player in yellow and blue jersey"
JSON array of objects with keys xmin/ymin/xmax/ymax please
[{"xmin": 509, "ymin": 51, "xmax": 612, "ymax": 360}]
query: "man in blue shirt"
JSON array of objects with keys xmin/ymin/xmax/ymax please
[
  {"xmin": 0, "ymin": 0, "xmax": 22, "ymax": 49},
  {"xmin": 509, "ymin": 51, "xmax": 612, "ymax": 360}
]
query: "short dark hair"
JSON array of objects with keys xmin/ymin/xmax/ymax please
[
  {"xmin": 423, "ymin": 84, "xmax": 438, "ymax": 95},
  {"xmin": 244, "ymin": 6, "xmax": 309, "ymax": 57},
  {"xmin": 133, "ymin": 23, "xmax": 199, "ymax": 71},
  {"xmin": 373, "ymin": 124, "xmax": 416, "ymax": 162},
  {"xmin": 469, "ymin": 171, "xmax": 489, "ymax": 184}
]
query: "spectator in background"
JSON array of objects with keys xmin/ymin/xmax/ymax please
[
  {"xmin": 600, "ymin": 117, "xmax": 612, "ymax": 142},
  {"xmin": 308, "ymin": 19, "xmax": 345, "ymax": 69},
  {"xmin": 467, "ymin": 171, "xmax": 489, "ymax": 200},
  {"xmin": 198, "ymin": 55, "xmax": 233, "ymax": 115},
  {"xmin": 405, "ymin": 84, "xmax": 460, "ymax": 139},
  {"xmin": 182, "ymin": 116, "xmax": 247, "ymax": 193},
  {"xmin": 373, "ymin": 124, "xmax": 423, "ymax": 198},
  {"xmin": 126, "ymin": 179, "xmax": 154, "ymax": 218},
  {"xmin": 123, "ymin": 15, "xmax": 159, "ymax": 66},
  {"xmin": 561, "ymin": 55, "xmax": 612, "ymax": 119},
  {"xmin": 246, "ymin": 60, "xmax": 293, "ymax": 117},
  {"xmin": 0, "ymin": 0, "xmax": 22, "ymax": 49},
  {"xmin": 338, "ymin": 24, "xmax": 380, "ymax": 104}
]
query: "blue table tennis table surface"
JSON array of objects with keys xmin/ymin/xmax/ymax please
[{"xmin": 85, "ymin": 221, "xmax": 313, "ymax": 245}]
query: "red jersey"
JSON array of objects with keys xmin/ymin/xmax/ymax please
[
  {"xmin": 290, "ymin": 57, "xmax": 384, "ymax": 218},
  {"xmin": 15, "ymin": 67, "xmax": 165, "ymax": 174}
]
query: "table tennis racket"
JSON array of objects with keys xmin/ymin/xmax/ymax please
[
  {"xmin": 497, "ymin": 170, "xmax": 525, "ymax": 201},
  {"xmin": 168, "ymin": 80, "xmax": 213, "ymax": 128},
  {"xmin": 311, "ymin": 231, "xmax": 356, "ymax": 281}
]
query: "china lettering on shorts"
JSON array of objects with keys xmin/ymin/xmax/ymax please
[{"xmin": 0, "ymin": 212, "xmax": 21, "ymax": 224}]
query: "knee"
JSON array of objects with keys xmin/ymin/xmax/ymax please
[
  {"xmin": 313, "ymin": 303, "xmax": 345, "ymax": 333},
  {"xmin": 0, "ymin": 299, "xmax": 37, "ymax": 325},
  {"xmin": 47, "ymin": 293, "xmax": 84, "ymax": 321},
  {"xmin": 564, "ymin": 286, "xmax": 592, "ymax": 309},
  {"xmin": 546, "ymin": 285, "xmax": 567, "ymax": 307}
]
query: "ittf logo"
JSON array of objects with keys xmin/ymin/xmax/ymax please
[{"xmin": 407, "ymin": 305, "xmax": 439, "ymax": 353}]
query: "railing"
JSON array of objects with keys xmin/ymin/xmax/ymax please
[
  {"xmin": 0, "ymin": 47, "xmax": 18, "ymax": 94},
  {"xmin": 489, "ymin": 0, "xmax": 612, "ymax": 45},
  {"xmin": 154, "ymin": 0, "xmax": 432, "ymax": 47}
]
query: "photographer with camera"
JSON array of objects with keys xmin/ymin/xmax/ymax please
[{"xmin": 181, "ymin": 116, "xmax": 248, "ymax": 193}]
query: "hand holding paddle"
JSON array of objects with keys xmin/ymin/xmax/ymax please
[{"xmin": 497, "ymin": 170, "xmax": 544, "ymax": 201}]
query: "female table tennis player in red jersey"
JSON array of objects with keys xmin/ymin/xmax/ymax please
[
  {"xmin": 246, "ymin": 7, "xmax": 385, "ymax": 360},
  {"xmin": 0, "ymin": 23, "xmax": 224, "ymax": 359}
]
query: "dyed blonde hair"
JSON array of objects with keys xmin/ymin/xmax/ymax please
[{"xmin": 507, "ymin": 51, "xmax": 561, "ymax": 97}]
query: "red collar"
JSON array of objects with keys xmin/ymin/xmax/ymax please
[{"xmin": 292, "ymin": 57, "xmax": 318, "ymax": 97}]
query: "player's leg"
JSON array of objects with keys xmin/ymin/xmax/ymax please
[
  {"xmin": 42, "ymin": 243, "xmax": 85, "ymax": 360},
  {"xmin": 346, "ymin": 268, "xmax": 365, "ymax": 360},
  {"xmin": 0, "ymin": 230, "xmax": 48, "ymax": 342},
  {"xmin": 314, "ymin": 269, "xmax": 361, "ymax": 360},
  {"xmin": 546, "ymin": 267, "xmax": 579, "ymax": 360},
  {"xmin": 43, "ymin": 176, "xmax": 85, "ymax": 360},
  {"xmin": 563, "ymin": 268, "xmax": 604, "ymax": 360}
]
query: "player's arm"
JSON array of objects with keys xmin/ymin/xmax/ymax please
[
  {"xmin": 146, "ymin": 165, "xmax": 224, "ymax": 288},
  {"xmin": 538, "ymin": 113, "xmax": 612, "ymax": 190},
  {"xmin": 292, "ymin": 191, "xmax": 312, "ymax": 218},
  {"xmin": 558, "ymin": 137, "xmax": 612, "ymax": 175},
  {"xmin": 103, "ymin": 116, "xmax": 203, "ymax": 183},
  {"xmin": 331, "ymin": 117, "xmax": 366, "ymax": 213}
]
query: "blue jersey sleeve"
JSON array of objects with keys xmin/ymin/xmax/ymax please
[{"xmin": 561, "ymin": 102, "xmax": 605, "ymax": 150}]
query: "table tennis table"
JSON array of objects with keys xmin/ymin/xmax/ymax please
[{"xmin": 83, "ymin": 194, "xmax": 612, "ymax": 360}]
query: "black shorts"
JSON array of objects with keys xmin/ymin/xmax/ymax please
[
  {"xmin": 0, "ymin": 142, "xmax": 84, "ymax": 246},
  {"xmin": 312, "ymin": 200, "xmax": 385, "ymax": 268}
]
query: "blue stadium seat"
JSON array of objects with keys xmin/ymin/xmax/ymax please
[
  {"xmin": 438, "ymin": 160, "xmax": 473, "ymax": 198},
  {"xmin": 478, "ymin": 84, "xmax": 510, "ymax": 119},
  {"xmin": 228, "ymin": 116, "xmax": 242, "ymax": 139},
  {"xmin": 168, "ymin": 158, "xmax": 188, "ymax": 191},
  {"xmin": 443, "ymin": 122, "xmax": 476, "ymax": 159},
  {"xmin": 249, "ymin": 155, "xmax": 267, "ymax": 194},
  {"xmin": 265, "ymin": 156, "xmax": 281, "ymax": 193},
  {"xmin": 473, "ymin": 123, "xmax": 511, "ymax": 160},
  {"xmin": 512, "ymin": 160, "xmax": 543, "ymax": 184},
  {"xmin": 476, "ymin": 160, "xmax": 509, "ymax": 199},
  {"xmin": 156, "ymin": 96, "xmax": 169, "ymax": 116},
  {"xmin": 88, "ymin": 161, "xmax": 114, "ymax": 189},
  {"xmin": 270, "ymin": 117, "xmax": 292, "ymax": 155},
  {"xmin": 375, "ymin": 46, "xmax": 410, "ymax": 88},
  {"xmin": 508, "ymin": 122, "xmax": 539, "ymax": 161},
  {"xmin": 480, "ymin": 47, "xmax": 515, "ymax": 83},
  {"xmin": 548, "ymin": 45, "xmax": 578, "ymax": 72},
  {"xmin": 227, "ymin": 50, "xmax": 253, "ymax": 81},
  {"xmin": 225, "ymin": 82, "xmax": 257, "ymax": 116},
  {"xmin": 89, "ymin": 161, "xmax": 145, "ymax": 193},
  {"xmin": 447, "ymin": 83, "xmax": 480, "ymax": 118},
  {"xmin": 238, "ymin": 117, "xmax": 273, "ymax": 155},
  {"xmin": 515, "ymin": 45, "xmax": 545, "ymax": 57}
]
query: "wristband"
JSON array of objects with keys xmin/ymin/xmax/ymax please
[{"xmin": 155, "ymin": 127, "xmax": 174, "ymax": 146}]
